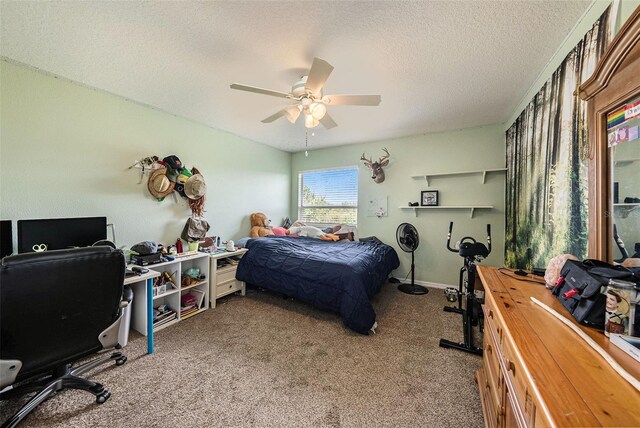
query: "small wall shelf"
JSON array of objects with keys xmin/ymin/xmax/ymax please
[
  {"xmin": 399, "ymin": 205, "xmax": 494, "ymax": 218},
  {"xmin": 614, "ymin": 202, "xmax": 640, "ymax": 218},
  {"xmin": 614, "ymin": 157, "xmax": 640, "ymax": 166},
  {"xmin": 411, "ymin": 168, "xmax": 507, "ymax": 186}
]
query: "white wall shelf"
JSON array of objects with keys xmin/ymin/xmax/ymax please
[
  {"xmin": 399, "ymin": 205, "xmax": 494, "ymax": 218},
  {"xmin": 614, "ymin": 203, "xmax": 640, "ymax": 218},
  {"xmin": 411, "ymin": 168, "xmax": 507, "ymax": 186},
  {"xmin": 614, "ymin": 157, "xmax": 640, "ymax": 166}
]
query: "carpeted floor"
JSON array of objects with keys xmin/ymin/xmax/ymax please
[{"xmin": 0, "ymin": 283, "xmax": 483, "ymax": 428}]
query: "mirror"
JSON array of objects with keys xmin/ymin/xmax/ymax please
[
  {"xmin": 610, "ymin": 101, "xmax": 640, "ymax": 261},
  {"xmin": 577, "ymin": 8, "xmax": 640, "ymax": 262}
]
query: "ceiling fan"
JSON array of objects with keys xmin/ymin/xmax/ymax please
[{"xmin": 230, "ymin": 57, "xmax": 381, "ymax": 130}]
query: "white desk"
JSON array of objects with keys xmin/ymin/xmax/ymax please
[{"xmin": 124, "ymin": 269, "xmax": 160, "ymax": 354}]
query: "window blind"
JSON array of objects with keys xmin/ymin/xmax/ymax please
[{"xmin": 298, "ymin": 167, "xmax": 358, "ymax": 225}]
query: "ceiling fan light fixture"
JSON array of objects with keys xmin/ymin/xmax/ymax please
[
  {"xmin": 304, "ymin": 113, "xmax": 319, "ymax": 128},
  {"xmin": 230, "ymin": 57, "xmax": 381, "ymax": 131},
  {"xmin": 309, "ymin": 102, "xmax": 327, "ymax": 120},
  {"xmin": 300, "ymin": 97, "xmax": 312, "ymax": 108},
  {"xmin": 284, "ymin": 105, "xmax": 301, "ymax": 124}
]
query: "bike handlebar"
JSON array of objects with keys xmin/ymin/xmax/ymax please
[
  {"xmin": 446, "ymin": 222, "xmax": 492, "ymax": 255},
  {"xmin": 446, "ymin": 222, "xmax": 456, "ymax": 252}
]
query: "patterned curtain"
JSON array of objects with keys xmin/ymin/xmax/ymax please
[{"xmin": 505, "ymin": 7, "xmax": 612, "ymax": 269}]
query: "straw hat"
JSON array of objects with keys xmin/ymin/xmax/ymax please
[
  {"xmin": 148, "ymin": 166, "xmax": 175, "ymax": 199},
  {"xmin": 185, "ymin": 174, "xmax": 207, "ymax": 200}
]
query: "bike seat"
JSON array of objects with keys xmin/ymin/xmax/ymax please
[{"xmin": 459, "ymin": 242, "xmax": 489, "ymax": 258}]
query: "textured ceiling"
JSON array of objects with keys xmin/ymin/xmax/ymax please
[{"xmin": 1, "ymin": 1, "xmax": 592, "ymax": 152}]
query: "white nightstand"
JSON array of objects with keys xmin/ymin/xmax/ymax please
[{"xmin": 209, "ymin": 248, "xmax": 248, "ymax": 308}]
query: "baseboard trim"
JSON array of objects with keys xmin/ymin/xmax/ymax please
[{"xmin": 394, "ymin": 278, "xmax": 454, "ymax": 290}]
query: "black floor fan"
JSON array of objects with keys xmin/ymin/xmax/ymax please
[{"xmin": 396, "ymin": 223, "xmax": 428, "ymax": 295}]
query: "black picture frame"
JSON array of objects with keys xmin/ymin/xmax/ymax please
[{"xmin": 421, "ymin": 190, "xmax": 439, "ymax": 206}]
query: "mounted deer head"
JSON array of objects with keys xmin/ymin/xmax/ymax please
[{"xmin": 361, "ymin": 148, "xmax": 390, "ymax": 184}]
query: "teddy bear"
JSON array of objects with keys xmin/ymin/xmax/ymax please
[{"xmin": 249, "ymin": 212, "xmax": 274, "ymax": 238}]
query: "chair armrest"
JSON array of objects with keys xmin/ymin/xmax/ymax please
[{"xmin": 120, "ymin": 286, "xmax": 133, "ymax": 308}]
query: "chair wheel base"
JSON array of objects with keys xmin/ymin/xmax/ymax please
[{"xmin": 115, "ymin": 356, "xmax": 127, "ymax": 366}]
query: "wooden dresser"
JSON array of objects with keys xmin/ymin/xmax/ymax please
[{"xmin": 476, "ymin": 266, "xmax": 640, "ymax": 427}]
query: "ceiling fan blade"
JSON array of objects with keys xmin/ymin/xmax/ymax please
[
  {"xmin": 323, "ymin": 94, "xmax": 381, "ymax": 106},
  {"xmin": 320, "ymin": 112, "xmax": 338, "ymax": 129},
  {"xmin": 305, "ymin": 57, "xmax": 334, "ymax": 95},
  {"xmin": 230, "ymin": 83, "xmax": 291, "ymax": 99},
  {"xmin": 261, "ymin": 109, "xmax": 286, "ymax": 123}
]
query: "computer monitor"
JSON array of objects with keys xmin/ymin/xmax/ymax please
[
  {"xmin": 17, "ymin": 217, "xmax": 107, "ymax": 253},
  {"xmin": 1, "ymin": 220, "xmax": 12, "ymax": 258}
]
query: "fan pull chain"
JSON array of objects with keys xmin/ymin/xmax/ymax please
[{"xmin": 305, "ymin": 131, "xmax": 309, "ymax": 157}]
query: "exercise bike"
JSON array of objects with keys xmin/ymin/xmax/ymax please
[
  {"xmin": 614, "ymin": 224, "xmax": 640, "ymax": 263},
  {"xmin": 439, "ymin": 222, "xmax": 491, "ymax": 356}
]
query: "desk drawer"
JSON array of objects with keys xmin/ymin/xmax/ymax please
[
  {"xmin": 216, "ymin": 279, "xmax": 242, "ymax": 297},
  {"xmin": 216, "ymin": 266, "xmax": 237, "ymax": 284}
]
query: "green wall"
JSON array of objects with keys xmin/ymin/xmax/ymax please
[
  {"xmin": 506, "ymin": 0, "xmax": 640, "ymax": 129},
  {"xmin": 291, "ymin": 125, "xmax": 505, "ymax": 286},
  {"xmin": 0, "ymin": 60, "xmax": 291, "ymax": 249},
  {"xmin": 503, "ymin": 1, "xmax": 640, "ymax": 262},
  {"xmin": 2, "ymin": 1, "xmax": 637, "ymax": 283},
  {"xmin": 620, "ymin": 0, "xmax": 640, "ymax": 27}
]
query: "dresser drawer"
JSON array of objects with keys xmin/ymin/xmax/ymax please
[
  {"xmin": 216, "ymin": 265, "xmax": 237, "ymax": 284},
  {"xmin": 502, "ymin": 335, "xmax": 536, "ymax": 426},
  {"xmin": 216, "ymin": 278, "xmax": 242, "ymax": 297},
  {"xmin": 482, "ymin": 332, "xmax": 502, "ymax": 410},
  {"xmin": 483, "ymin": 300, "xmax": 504, "ymax": 346},
  {"xmin": 476, "ymin": 368, "xmax": 497, "ymax": 428}
]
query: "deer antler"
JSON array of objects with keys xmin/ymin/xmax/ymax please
[
  {"xmin": 379, "ymin": 148, "xmax": 390, "ymax": 162},
  {"xmin": 360, "ymin": 153, "xmax": 373, "ymax": 167}
]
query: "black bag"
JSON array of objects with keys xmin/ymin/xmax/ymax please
[{"xmin": 553, "ymin": 259, "xmax": 638, "ymax": 329}]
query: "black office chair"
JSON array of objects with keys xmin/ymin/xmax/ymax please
[{"xmin": 0, "ymin": 247, "xmax": 131, "ymax": 428}]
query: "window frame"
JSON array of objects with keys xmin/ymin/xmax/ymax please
[{"xmin": 297, "ymin": 165, "xmax": 359, "ymax": 226}]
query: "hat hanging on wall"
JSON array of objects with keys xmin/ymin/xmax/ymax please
[
  {"xmin": 147, "ymin": 166, "xmax": 175, "ymax": 199},
  {"xmin": 162, "ymin": 155, "xmax": 183, "ymax": 171},
  {"xmin": 174, "ymin": 171, "xmax": 190, "ymax": 198},
  {"xmin": 185, "ymin": 174, "xmax": 207, "ymax": 200}
]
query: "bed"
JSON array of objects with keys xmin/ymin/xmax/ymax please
[{"xmin": 235, "ymin": 236, "xmax": 400, "ymax": 334}]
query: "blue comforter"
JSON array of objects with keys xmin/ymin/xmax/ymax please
[{"xmin": 236, "ymin": 236, "xmax": 400, "ymax": 334}]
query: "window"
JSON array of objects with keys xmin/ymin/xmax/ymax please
[{"xmin": 298, "ymin": 167, "xmax": 358, "ymax": 225}]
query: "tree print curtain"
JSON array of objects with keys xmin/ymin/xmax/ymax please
[{"xmin": 505, "ymin": 7, "xmax": 613, "ymax": 269}]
